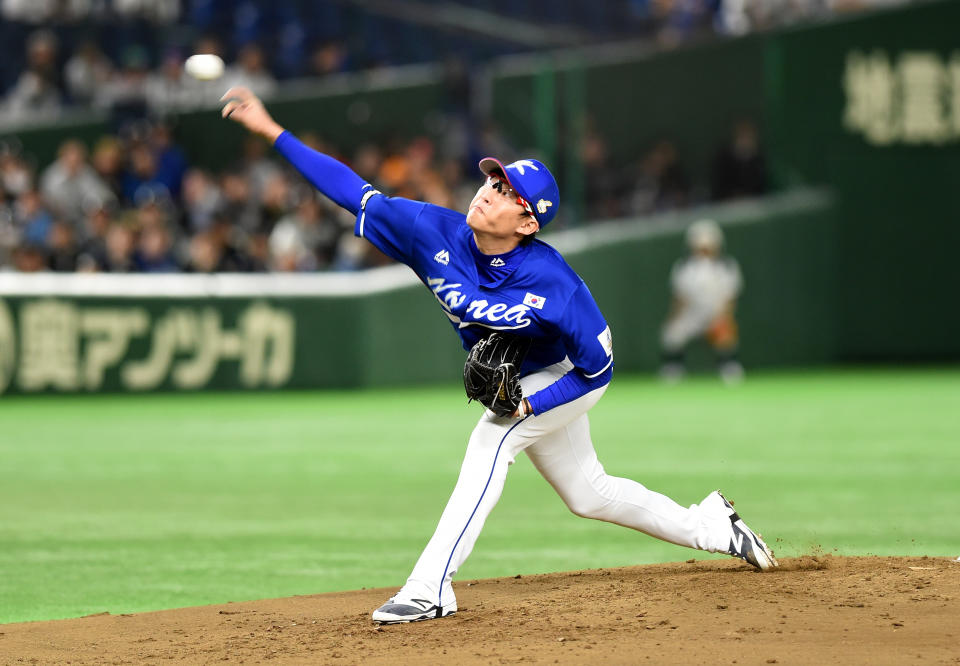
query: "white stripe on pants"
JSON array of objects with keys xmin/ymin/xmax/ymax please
[{"xmin": 400, "ymin": 360, "xmax": 733, "ymax": 608}]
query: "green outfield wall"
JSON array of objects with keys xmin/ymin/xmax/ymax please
[
  {"xmin": 761, "ymin": 1, "xmax": 960, "ymax": 360},
  {"xmin": 0, "ymin": 189, "xmax": 836, "ymax": 395}
]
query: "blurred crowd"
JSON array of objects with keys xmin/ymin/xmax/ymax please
[
  {"xmin": 652, "ymin": 0, "xmax": 916, "ymax": 43},
  {"xmin": 0, "ymin": 0, "xmax": 916, "ymax": 123},
  {"xmin": 0, "ymin": 122, "xmax": 489, "ymax": 273},
  {"xmin": 581, "ymin": 118, "xmax": 768, "ymax": 220},
  {"xmin": 1, "ymin": 0, "xmax": 850, "ymax": 274},
  {"xmin": 1, "ymin": 30, "xmax": 293, "ymax": 124},
  {"xmin": 0, "ymin": 115, "xmax": 768, "ymax": 274}
]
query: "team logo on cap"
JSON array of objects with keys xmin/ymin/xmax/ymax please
[
  {"xmin": 536, "ymin": 199, "xmax": 553, "ymax": 215},
  {"xmin": 507, "ymin": 160, "xmax": 539, "ymax": 175}
]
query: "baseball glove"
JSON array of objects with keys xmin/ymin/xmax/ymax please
[{"xmin": 463, "ymin": 332, "xmax": 532, "ymax": 417}]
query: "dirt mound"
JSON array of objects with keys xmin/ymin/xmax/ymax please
[{"xmin": 2, "ymin": 556, "xmax": 957, "ymax": 665}]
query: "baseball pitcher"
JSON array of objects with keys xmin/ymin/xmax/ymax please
[{"xmin": 221, "ymin": 86, "xmax": 778, "ymax": 625}]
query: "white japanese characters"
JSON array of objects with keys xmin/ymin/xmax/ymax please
[
  {"xmin": 844, "ymin": 49, "xmax": 960, "ymax": 145},
  {"xmin": 3, "ymin": 299, "xmax": 295, "ymax": 394}
]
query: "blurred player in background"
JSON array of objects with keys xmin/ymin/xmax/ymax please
[{"xmin": 660, "ymin": 219, "xmax": 744, "ymax": 384}]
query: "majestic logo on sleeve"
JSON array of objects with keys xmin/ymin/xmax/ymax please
[
  {"xmin": 428, "ymin": 277, "xmax": 532, "ymax": 329},
  {"xmin": 433, "ymin": 249, "xmax": 450, "ymax": 266}
]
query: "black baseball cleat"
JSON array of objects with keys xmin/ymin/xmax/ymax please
[
  {"xmin": 710, "ymin": 490, "xmax": 779, "ymax": 571},
  {"xmin": 371, "ymin": 597, "xmax": 457, "ymax": 624}
]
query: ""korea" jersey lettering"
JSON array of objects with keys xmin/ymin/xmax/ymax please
[{"xmin": 356, "ymin": 194, "xmax": 613, "ymax": 379}]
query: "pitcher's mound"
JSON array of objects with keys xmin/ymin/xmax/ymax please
[{"xmin": 3, "ymin": 556, "xmax": 957, "ymax": 664}]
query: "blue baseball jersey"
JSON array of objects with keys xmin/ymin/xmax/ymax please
[{"xmin": 356, "ymin": 192, "xmax": 614, "ymax": 379}]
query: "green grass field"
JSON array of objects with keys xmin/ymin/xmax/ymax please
[{"xmin": 1, "ymin": 367, "xmax": 957, "ymax": 624}]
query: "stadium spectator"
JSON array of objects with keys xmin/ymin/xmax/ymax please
[
  {"xmin": 11, "ymin": 243, "xmax": 45, "ymax": 272},
  {"xmin": 630, "ymin": 139, "xmax": 691, "ymax": 215},
  {"xmin": 46, "ymin": 219, "xmax": 77, "ymax": 271},
  {"xmin": 133, "ymin": 221, "xmax": 178, "ymax": 272},
  {"xmin": 145, "ymin": 50, "xmax": 193, "ymax": 114},
  {"xmin": 122, "ymin": 142, "xmax": 167, "ymax": 204},
  {"xmin": 64, "ymin": 41, "xmax": 113, "ymax": 106},
  {"xmin": 185, "ymin": 220, "xmax": 255, "ymax": 272},
  {"xmin": 3, "ymin": 30, "xmax": 62, "ymax": 122},
  {"xmin": 14, "ymin": 188, "xmax": 53, "ymax": 246},
  {"xmin": 185, "ymin": 230, "xmax": 224, "ymax": 273},
  {"xmin": 710, "ymin": 119, "xmax": 768, "ymax": 201},
  {"xmin": 1, "ymin": 148, "xmax": 33, "ymax": 199},
  {"xmin": 244, "ymin": 229, "xmax": 271, "ymax": 272},
  {"xmin": 103, "ymin": 221, "xmax": 136, "ymax": 272},
  {"xmin": 75, "ymin": 205, "xmax": 113, "ymax": 271},
  {"xmin": 129, "ymin": 123, "xmax": 186, "ymax": 200},
  {"xmin": 225, "ymin": 44, "xmax": 277, "ymax": 99},
  {"xmin": 91, "ymin": 136, "xmax": 125, "ymax": 202},
  {"xmin": 181, "ymin": 168, "xmax": 223, "ymax": 233},
  {"xmin": 94, "ymin": 45, "xmax": 152, "ymax": 122},
  {"xmin": 257, "ymin": 170, "xmax": 294, "ymax": 233},
  {"xmin": 582, "ymin": 126, "xmax": 627, "ymax": 220},
  {"xmin": 0, "ymin": 211, "xmax": 17, "ymax": 268},
  {"xmin": 40, "ymin": 141, "xmax": 113, "ymax": 224},
  {"xmin": 240, "ymin": 135, "xmax": 282, "ymax": 199},
  {"xmin": 309, "ymin": 40, "xmax": 350, "ymax": 78},
  {"xmin": 269, "ymin": 191, "xmax": 340, "ymax": 271},
  {"xmin": 220, "ymin": 168, "xmax": 263, "ymax": 234},
  {"xmin": 660, "ymin": 219, "xmax": 744, "ymax": 384}
]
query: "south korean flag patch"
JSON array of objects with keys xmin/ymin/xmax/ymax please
[{"xmin": 523, "ymin": 292, "xmax": 546, "ymax": 309}]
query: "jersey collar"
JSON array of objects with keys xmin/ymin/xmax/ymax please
[{"xmin": 468, "ymin": 234, "xmax": 531, "ymax": 289}]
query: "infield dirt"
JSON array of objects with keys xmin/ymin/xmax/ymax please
[{"xmin": 2, "ymin": 556, "xmax": 957, "ymax": 665}]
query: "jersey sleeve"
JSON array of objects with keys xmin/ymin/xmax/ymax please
[
  {"xmin": 354, "ymin": 192, "xmax": 427, "ymax": 265},
  {"xmin": 526, "ymin": 364, "xmax": 611, "ymax": 416},
  {"xmin": 558, "ymin": 281, "xmax": 614, "ymax": 379},
  {"xmin": 274, "ymin": 131, "xmax": 367, "ymax": 214}
]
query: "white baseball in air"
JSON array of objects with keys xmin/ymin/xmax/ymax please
[{"xmin": 184, "ymin": 54, "xmax": 225, "ymax": 81}]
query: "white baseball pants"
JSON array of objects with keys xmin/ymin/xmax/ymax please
[
  {"xmin": 661, "ymin": 308, "xmax": 716, "ymax": 351},
  {"xmin": 399, "ymin": 360, "xmax": 734, "ymax": 609}
]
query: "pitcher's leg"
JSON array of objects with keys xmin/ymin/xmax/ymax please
[
  {"xmin": 399, "ymin": 371, "xmax": 605, "ymax": 609},
  {"xmin": 399, "ymin": 416, "xmax": 526, "ymax": 609},
  {"xmin": 525, "ymin": 417, "xmax": 732, "ymax": 553}
]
